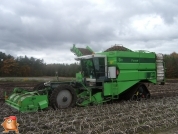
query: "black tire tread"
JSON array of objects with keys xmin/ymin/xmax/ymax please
[
  {"xmin": 120, "ymin": 83, "xmax": 150, "ymax": 100},
  {"xmin": 131, "ymin": 83, "xmax": 150, "ymax": 100},
  {"xmin": 50, "ymin": 84, "xmax": 77, "ymax": 109}
]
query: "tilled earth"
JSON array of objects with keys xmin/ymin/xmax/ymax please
[{"xmin": 0, "ymin": 81, "xmax": 178, "ymax": 134}]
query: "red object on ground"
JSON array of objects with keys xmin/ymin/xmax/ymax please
[{"xmin": 9, "ymin": 116, "xmax": 16, "ymax": 120}]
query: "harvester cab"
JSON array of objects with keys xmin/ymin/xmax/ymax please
[{"xmin": 76, "ymin": 55, "xmax": 107, "ymax": 83}]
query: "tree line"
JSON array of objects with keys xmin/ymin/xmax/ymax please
[
  {"xmin": 0, "ymin": 52, "xmax": 80, "ymax": 77},
  {"xmin": 0, "ymin": 51, "xmax": 178, "ymax": 78},
  {"xmin": 164, "ymin": 52, "xmax": 178, "ymax": 78}
]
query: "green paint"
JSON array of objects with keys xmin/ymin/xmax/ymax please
[
  {"xmin": 5, "ymin": 88, "xmax": 49, "ymax": 112},
  {"xmin": 117, "ymin": 57, "xmax": 155, "ymax": 63}
]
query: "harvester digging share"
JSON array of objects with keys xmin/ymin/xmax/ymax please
[{"xmin": 5, "ymin": 44, "xmax": 165, "ymax": 112}]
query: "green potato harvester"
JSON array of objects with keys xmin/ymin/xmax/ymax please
[{"xmin": 5, "ymin": 44, "xmax": 165, "ymax": 112}]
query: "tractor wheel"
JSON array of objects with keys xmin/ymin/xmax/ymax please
[
  {"xmin": 50, "ymin": 85, "xmax": 77, "ymax": 109},
  {"xmin": 131, "ymin": 83, "xmax": 150, "ymax": 101}
]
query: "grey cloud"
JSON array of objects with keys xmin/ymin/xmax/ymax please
[{"xmin": 0, "ymin": 0, "xmax": 178, "ymax": 63}]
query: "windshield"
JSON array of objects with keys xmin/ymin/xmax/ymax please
[
  {"xmin": 81, "ymin": 59, "xmax": 94, "ymax": 78},
  {"xmin": 81, "ymin": 57, "xmax": 106, "ymax": 79},
  {"xmin": 93, "ymin": 57, "xmax": 105, "ymax": 79}
]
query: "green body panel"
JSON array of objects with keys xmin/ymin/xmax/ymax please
[
  {"xmin": 104, "ymin": 82, "xmax": 119, "ymax": 96},
  {"xmin": 91, "ymin": 92, "xmax": 103, "ymax": 104},
  {"xmin": 117, "ymin": 81, "xmax": 139, "ymax": 94},
  {"xmin": 103, "ymin": 51, "xmax": 156, "ymax": 68},
  {"xmin": 104, "ymin": 80, "xmax": 139, "ymax": 96},
  {"xmin": 139, "ymin": 71, "xmax": 156, "ymax": 80},
  {"xmin": 101, "ymin": 50, "xmax": 157, "ymax": 84},
  {"xmin": 118, "ymin": 70, "xmax": 139, "ymax": 81}
]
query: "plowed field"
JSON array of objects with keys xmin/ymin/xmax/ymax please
[{"xmin": 0, "ymin": 81, "xmax": 178, "ymax": 134}]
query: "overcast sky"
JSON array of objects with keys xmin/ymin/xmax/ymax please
[{"xmin": 0, "ymin": 0, "xmax": 178, "ymax": 64}]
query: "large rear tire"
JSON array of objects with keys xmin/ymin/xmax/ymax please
[{"xmin": 50, "ymin": 85, "xmax": 77, "ymax": 109}]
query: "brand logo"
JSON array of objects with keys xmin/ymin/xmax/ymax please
[
  {"xmin": 118, "ymin": 58, "xmax": 123, "ymax": 62},
  {"xmin": 131, "ymin": 59, "xmax": 139, "ymax": 62}
]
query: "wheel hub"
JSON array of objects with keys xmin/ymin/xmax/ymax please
[
  {"xmin": 56, "ymin": 89, "xmax": 72, "ymax": 108},
  {"xmin": 62, "ymin": 97, "xmax": 68, "ymax": 102}
]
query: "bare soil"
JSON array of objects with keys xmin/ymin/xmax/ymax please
[{"xmin": 0, "ymin": 81, "xmax": 178, "ymax": 134}]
